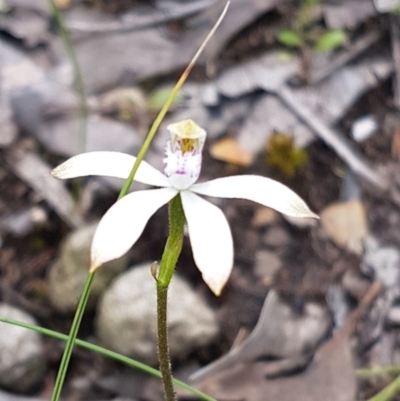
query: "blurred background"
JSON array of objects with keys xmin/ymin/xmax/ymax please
[{"xmin": 1, "ymin": 0, "xmax": 400, "ymax": 400}]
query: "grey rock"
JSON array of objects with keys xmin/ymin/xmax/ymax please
[
  {"xmin": 38, "ymin": 114, "xmax": 142, "ymax": 158},
  {"xmin": 253, "ymin": 249, "xmax": 281, "ymax": 285},
  {"xmin": 0, "ymin": 100, "xmax": 17, "ymax": 147},
  {"xmin": 47, "ymin": 223, "xmax": 128, "ymax": 312},
  {"xmin": 323, "ymin": 0, "xmax": 376, "ymax": 29},
  {"xmin": 54, "ymin": 0, "xmax": 282, "ymax": 93},
  {"xmin": 4, "ymin": 0, "xmax": 49, "ymax": 14},
  {"xmin": 96, "ymin": 263, "xmax": 219, "ymax": 366},
  {"xmin": 388, "ymin": 306, "xmax": 400, "ymax": 326},
  {"xmin": 1, "ymin": 39, "xmax": 139, "ymax": 160},
  {"xmin": 351, "ymin": 115, "xmax": 379, "ymax": 143},
  {"xmin": 358, "ymin": 237, "xmax": 400, "ymax": 347},
  {"xmin": 362, "ymin": 237, "xmax": 400, "ymax": 291},
  {"xmin": 64, "ymin": 0, "xmax": 217, "ymax": 34},
  {"xmin": 190, "ymin": 290, "xmax": 331, "ymax": 383},
  {"xmin": 367, "ymin": 331, "xmax": 400, "ymax": 369},
  {"xmin": 0, "ymin": 304, "xmax": 46, "ymax": 392},
  {"xmin": 326, "ymin": 286, "xmax": 350, "ymax": 329},
  {"xmin": 374, "ymin": 0, "xmax": 400, "ymax": 13},
  {"xmin": 262, "ymin": 226, "xmax": 291, "ymax": 248},
  {"xmin": 10, "ymin": 81, "xmax": 141, "ymax": 159},
  {"xmin": 0, "ymin": 7, "xmax": 49, "ymax": 47},
  {"xmin": 0, "ymin": 206, "xmax": 47, "ymax": 237},
  {"xmin": 1, "ymin": 39, "xmax": 45, "ymax": 91}
]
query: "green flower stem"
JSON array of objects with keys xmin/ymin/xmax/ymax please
[
  {"xmin": 158, "ymin": 195, "xmax": 186, "ymax": 287},
  {"xmin": 157, "ymin": 286, "xmax": 176, "ymax": 401},
  {"xmin": 156, "ymin": 195, "xmax": 186, "ymax": 401},
  {"xmin": 0, "ymin": 318, "xmax": 217, "ymax": 401},
  {"xmin": 50, "ymin": 272, "xmax": 95, "ymax": 401}
]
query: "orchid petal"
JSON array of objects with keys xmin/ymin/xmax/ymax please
[
  {"xmin": 51, "ymin": 151, "xmax": 170, "ymax": 187},
  {"xmin": 90, "ymin": 187, "xmax": 178, "ymax": 271},
  {"xmin": 180, "ymin": 190, "xmax": 233, "ymax": 296},
  {"xmin": 191, "ymin": 175, "xmax": 319, "ymax": 219}
]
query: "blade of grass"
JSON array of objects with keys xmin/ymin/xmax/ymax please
[
  {"xmin": 0, "ymin": 317, "xmax": 217, "ymax": 401},
  {"xmin": 49, "ymin": 273, "xmax": 95, "ymax": 401},
  {"xmin": 118, "ymin": 1, "xmax": 230, "ymax": 200},
  {"xmin": 366, "ymin": 374, "xmax": 400, "ymax": 401},
  {"xmin": 48, "ymin": 0, "xmax": 88, "ymax": 154}
]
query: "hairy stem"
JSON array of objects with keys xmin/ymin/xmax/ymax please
[{"xmin": 156, "ymin": 195, "xmax": 186, "ymax": 401}]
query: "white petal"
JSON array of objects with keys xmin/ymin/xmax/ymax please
[
  {"xmin": 180, "ymin": 190, "xmax": 233, "ymax": 296},
  {"xmin": 91, "ymin": 187, "xmax": 178, "ymax": 271},
  {"xmin": 51, "ymin": 151, "xmax": 170, "ymax": 187},
  {"xmin": 191, "ymin": 175, "xmax": 319, "ymax": 219}
]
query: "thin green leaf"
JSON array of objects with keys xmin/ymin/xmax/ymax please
[
  {"xmin": 277, "ymin": 30, "xmax": 304, "ymax": 48},
  {"xmin": 0, "ymin": 317, "xmax": 218, "ymax": 401},
  {"xmin": 315, "ymin": 30, "xmax": 346, "ymax": 52}
]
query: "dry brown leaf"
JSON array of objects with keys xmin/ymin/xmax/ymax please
[
  {"xmin": 4, "ymin": 149, "xmax": 82, "ymax": 228},
  {"xmin": 210, "ymin": 138, "xmax": 254, "ymax": 166},
  {"xmin": 54, "ymin": 0, "xmax": 72, "ymax": 8},
  {"xmin": 185, "ymin": 282, "xmax": 382, "ymax": 401},
  {"xmin": 320, "ymin": 200, "xmax": 368, "ymax": 255}
]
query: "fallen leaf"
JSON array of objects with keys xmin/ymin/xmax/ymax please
[
  {"xmin": 210, "ymin": 138, "xmax": 254, "ymax": 166},
  {"xmin": 320, "ymin": 200, "xmax": 369, "ymax": 255},
  {"xmin": 4, "ymin": 149, "xmax": 82, "ymax": 228},
  {"xmin": 187, "ymin": 282, "xmax": 382, "ymax": 401}
]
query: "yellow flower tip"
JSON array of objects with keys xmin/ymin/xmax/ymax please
[
  {"xmin": 203, "ymin": 274, "xmax": 226, "ymax": 297},
  {"xmin": 51, "ymin": 162, "xmax": 71, "ymax": 179},
  {"xmin": 50, "ymin": 167, "xmax": 60, "ymax": 178},
  {"xmin": 311, "ymin": 211, "xmax": 320, "ymax": 220},
  {"xmin": 89, "ymin": 260, "xmax": 103, "ymax": 273},
  {"xmin": 212, "ymin": 287, "xmax": 222, "ymax": 297},
  {"xmin": 167, "ymin": 119, "xmax": 206, "ymax": 140}
]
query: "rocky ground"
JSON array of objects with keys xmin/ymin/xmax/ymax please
[{"xmin": 1, "ymin": 1, "xmax": 400, "ymax": 401}]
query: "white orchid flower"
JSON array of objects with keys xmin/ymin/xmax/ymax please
[{"xmin": 51, "ymin": 119, "xmax": 318, "ymax": 295}]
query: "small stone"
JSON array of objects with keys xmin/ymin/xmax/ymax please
[
  {"xmin": 388, "ymin": 306, "xmax": 400, "ymax": 326},
  {"xmin": 96, "ymin": 263, "xmax": 219, "ymax": 366},
  {"xmin": 47, "ymin": 223, "xmax": 127, "ymax": 312},
  {"xmin": 320, "ymin": 200, "xmax": 368, "ymax": 255},
  {"xmin": 0, "ymin": 303, "xmax": 46, "ymax": 392},
  {"xmin": 262, "ymin": 226, "xmax": 291, "ymax": 248},
  {"xmin": 362, "ymin": 237, "xmax": 400, "ymax": 290},
  {"xmin": 252, "ymin": 207, "xmax": 279, "ymax": 227},
  {"xmin": 0, "ymin": 101, "xmax": 17, "ymax": 147},
  {"xmin": 254, "ymin": 250, "xmax": 282, "ymax": 285},
  {"xmin": 351, "ymin": 115, "xmax": 378, "ymax": 142},
  {"xmin": 342, "ymin": 269, "xmax": 371, "ymax": 300},
  {"xmin": 374, "ymin": 0, "xmax": 400, "ymax": 13}
]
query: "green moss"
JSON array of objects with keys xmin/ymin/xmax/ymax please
[{"xmin": 266, "ymin": 134, "xmax": 308, "ymax": 177}]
